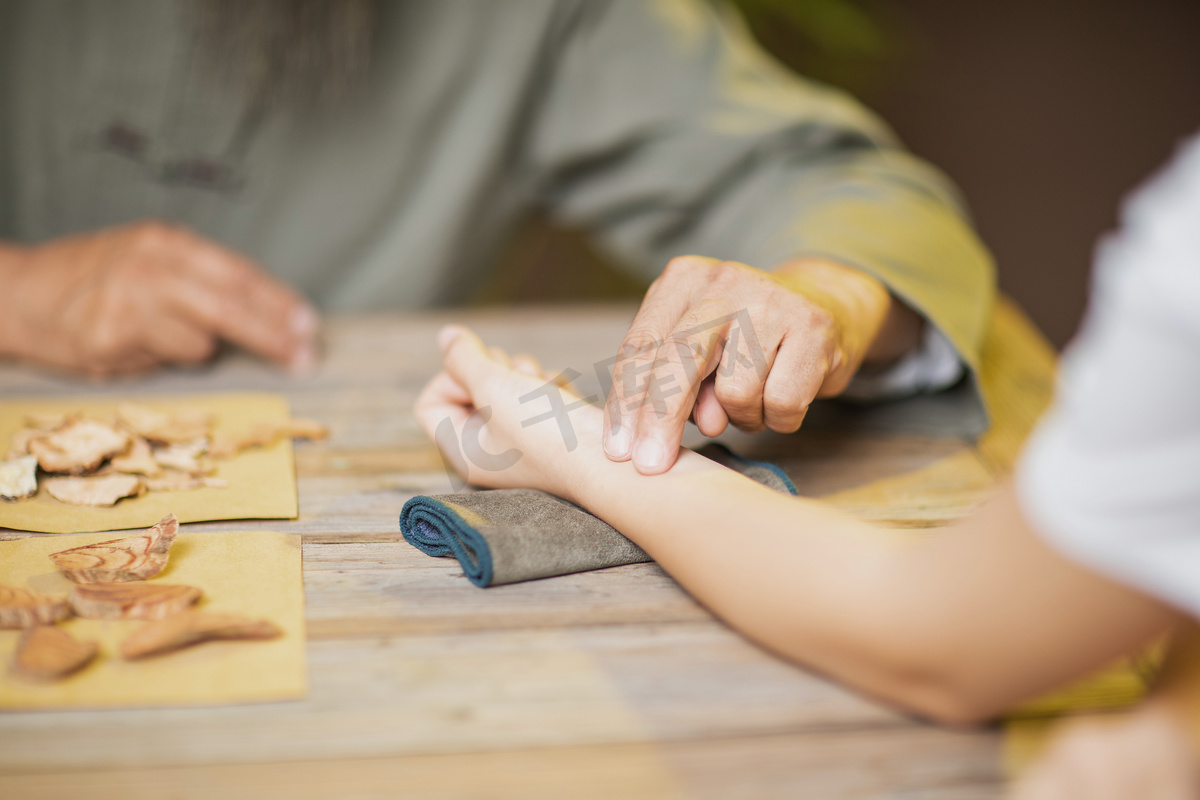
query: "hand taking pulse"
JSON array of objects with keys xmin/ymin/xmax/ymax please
[
  {"xmin": 0, "ymin": 222, "xmax": 319, "ymax": 378},
  {"xmin": 603, "ymin": 256, "xmax": 924, "ymax": 474}
]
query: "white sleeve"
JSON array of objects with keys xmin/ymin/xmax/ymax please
[
  {"xmin": 840, "ymin": 324, "xmax": 965, "ymax": 402},
  {"xmin": 1015, "ymin": 131, "xmax": 1200, "ymax": 619}
]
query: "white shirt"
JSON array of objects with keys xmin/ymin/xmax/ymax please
[{"xmin": 1017, "ymin": 132, "xmax": 1200, "ymax": 618}]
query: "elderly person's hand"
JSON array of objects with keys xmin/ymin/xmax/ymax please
[
  {"xmin": 602, "ymin": 256, "xmax": 922, "ymax": 474},
  {"xmin": 0, "ymin": 221, "xmax": 319, "ymax": 378}
]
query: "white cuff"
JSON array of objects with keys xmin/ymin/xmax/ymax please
[{"xmin": 840, "ymin": 325, "xmax": 965, "ymax": 402}]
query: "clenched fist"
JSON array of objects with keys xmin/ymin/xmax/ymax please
[
  {"xmin": 603, "ymin": 255, "xmax": 922, "ymax": 474},
  {"xmin": 0, "ymin": 222, "xmax": 319, "ymax": 378}
]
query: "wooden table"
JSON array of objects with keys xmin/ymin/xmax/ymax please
[{"xmin": 0, "ymin": 300, "xmax": 1055, "ymax": 799}]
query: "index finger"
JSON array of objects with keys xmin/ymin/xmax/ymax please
[
  {"xmin": 623, "ymin": 306, "xmax": 729, "ymax": 473},
  {"xmin": 602, "ymin": 258, "xmax": 712, "ymax": 459},
  {"xmin": 169, "ymin": 234, "xmax": 319, "ymax": 368}
]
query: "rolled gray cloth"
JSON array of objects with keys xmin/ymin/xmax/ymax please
[{"xmin": 399, "ymin": 444, "xmax": 798, "ymax": 587}]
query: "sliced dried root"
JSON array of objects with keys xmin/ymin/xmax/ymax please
[
  {"xmin": 151, "ymin": 440, "xmax": 212, "ymax": 475},
  {"xmin": 109, "ymin": 436, "xmax": 162, "ymax": 477},
  {"xmin": 69, "ymin": 582, "xmax": 202, "ymax": 621},
  {"xmin": 29, "ymin": 418, "xmax": 130, "ymax": 475},
  {"xmin": 6, "ymin": 429, "xmax": 45, "ymax": 461},
  {"xmin": 23, "ymin": 413, "xmax": 69, "ymax": 431},
  {"xmin": 7, "ymin": 405, "xmax": 325, "ymax": 503},
  {"xmin": 209, "ymin": 418, "xmax": 327, "ymax": 459},
  {"xmin": 0, "ymin": 585, "xmax": 71, "ymax": 629},
  {"xmin": 0, "ymin": 455, "xmax": 38, "ymax": 501},
  {"xmin": 50, "ymin": 514, "xmax": 178, "ymax": 584},
  {"xmin": 142, "ymin": 473, "xmax": 227, "ymax": 492},
  {"xmin": 11, "ymin": 625, "xmax": 99, "ymax": 681},
  {"xmin": 120, "ymin": 610, "xmax": 281, "ymax": 660},
  {"xmin": 117, "ymin": 403, "xmax": 212, "ymax": 445},
  {"xmin": 43, "ymin": 474, "xmax": 144, "ymax": 507}
]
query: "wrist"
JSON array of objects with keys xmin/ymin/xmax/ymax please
[
  {"xmin": 770, "ymin": 257, "xmax": 921, "ymax": 366},
  {"xmin": 770, "ymin": 257, "xmax": 890, "ymax": 363},
  {"xmin": 570, "ymin": 445, "xmax": 716, "ymax": 513},
  {"xmin": 553, "ymin": 422, "xmax": 610, "ymax": 506}
]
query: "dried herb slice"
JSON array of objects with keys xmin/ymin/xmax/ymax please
[
  {"xmin": 109, "ymin": 436, "xmax": 163, "ymax": 477},
  {"xmin": 29, "ymin": 418, "xmax": 130, "ymax": 474},
  {"xmin": 208, "ymin": 418, "xmax": 327, "ymax": 459},
  {"xmin": 120, "ymin": 610, "xmax": 281, "ymax": 660},
  {"xmin": 0, "ymin": 585, "xmax": 71, "ymax": 628},
  {"xmin": 117, "ymin": 403, "xmax": 212, "ymax": 445},
  {"xmin": 23, "ymin": 413, "xmax": 69, "ymax": 431},
  {"xmin": 69, "ymin": 582, "xmax": 202, "ymax": 621},
  {"xmin": 43, "ymin": 474, "xmax": 144, "ymax": 507},
  {"xmin": 0, "ymin": 455, "xmax": 38, "ymax": 502},
  {"xmin": 49, "ymin": 513, "xmax": 178, "ymax": 584},
  {"xmin": 6, "ymin": 429, "xmax": 45, "ymax": 461},
  {"xmin": 11, "ymin": 626, "xmax": 98, "ymax": 681},
  {"xmin": 152, "ymin": 440, "xmax": 212, "ymax": 475}
]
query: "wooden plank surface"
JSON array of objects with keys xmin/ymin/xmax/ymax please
[{"xmin": 0, "ymin": 300, "xmax": 1056, "ymax": 798}]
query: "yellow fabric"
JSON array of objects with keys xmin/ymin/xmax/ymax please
[
  {"xmin": 0, "ymin": 393, "xmax": 298, "ymax": 533},
  {"xmin": 0, "ymin": 529, "xmax": 306, "ymax": 709},
  {"xmin": 1002, "ymin": 643, "xmax": 1165, "ymax": 776}
]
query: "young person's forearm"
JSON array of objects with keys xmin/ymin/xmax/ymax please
[
  {"xmin": 568, "ymin": 451, "xmax": 1178, "ymax": 723},
  {"xmin": 571, "ymin": 448, "xmax": 962, "ymax": 715}
]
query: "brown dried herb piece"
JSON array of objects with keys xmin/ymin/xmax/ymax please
[
  {"xmin": 69, "ymin": 582, "xmax": 202, "ymax": 621},
  {"xmin": 152, "ymin": 440, "xmax": 212, "ymax": 475},
  {"xmin": 209, "ymin": 418, "xmax": 328, "ymax": 459},
  {"xmin": 0, "ymin": 455, "xmax": 38, "ymax": 502},
  {"xmin": 6, "ymin": 429, "xmax": 45, "ymax": 461},
  {"xmin": 23, "ymin": 412, "xmax": 69, "ymax": 431},
  {"xmin": 109, "ymin": 436, "xmax": 163, "ymax": 477},
  {"xmin": 120, "ymin": 610, "xmax": 281, "ymax": 660},
  {"xmin": 11, "ymin": 625, "xmax": 98, "ymax": 681},
  {"xmin": 28, "ymin": 418, "xmax": 131, "ymax": 474},
  {"xmin": 117, "ymin": 403, "xmax": 212, "ymax": 445},
  {"xmin": 49, "ymin": 513, "xmax": 178, "ymax": 584},
  {"xmin": 43, "ymin": 474, "xmax": 144, "ymax": 507},
  {"xmin": 0, "ymin": 585, "xmax": 71, "ymax": 629}
]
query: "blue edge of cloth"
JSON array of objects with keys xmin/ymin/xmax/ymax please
[{"xmin": 398, "ymin": 444, "xmax": 798, "ymax": 588}]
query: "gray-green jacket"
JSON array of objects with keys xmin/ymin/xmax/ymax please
[{"xmin": 0, "ymin": 0, "xmax": 993, "ymax": 384}]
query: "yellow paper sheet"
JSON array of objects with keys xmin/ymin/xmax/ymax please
[
  {"xmin": 0, "ymin": 529, "xmax": 306, "ymax": 709},
  {"xmin": 0, "ymin": 393, "xmax": 298, "ymax": 533}
]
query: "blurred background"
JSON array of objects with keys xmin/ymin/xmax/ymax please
[{"xmin": 479, "ymin": 0, "xmax": 1200, "ymax": 348}]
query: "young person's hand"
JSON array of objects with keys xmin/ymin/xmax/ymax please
[
  {"xmin": 0, "ymin": 222, "xmax": 319, "ymax": 378},
  {"xmin": 414, "ymin": 325, "xmax": 607, "ymax": 500}
]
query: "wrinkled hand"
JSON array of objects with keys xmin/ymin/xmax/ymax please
[
  {"xmin": 0, "ymin": 221, "xmax": 319, "ymax": 378},
  {"xmin": 415, "ymin": 325, "xmax": 605, "ymax": 500},
  {"xmin": 603, "ymin": 256, "xmax": 916, "ymax": 474},
  {"xmin": 1009, "ymin": 704, "xmax": 1200, "ymax": 799}
]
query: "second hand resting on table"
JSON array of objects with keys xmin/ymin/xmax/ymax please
[
  {"xmin": 0, "ymin": 222, "xmax": 319, "ymax": 378},
  {"xmin": 416, "ymin": 325, "xmax": 1177, "ymax": 726}
]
